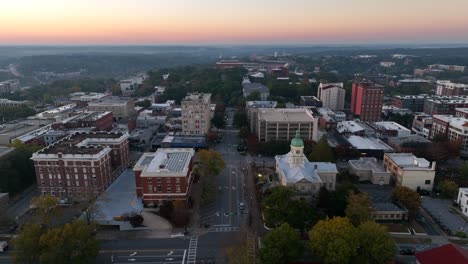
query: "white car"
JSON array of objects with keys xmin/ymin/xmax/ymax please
[
  {"xmin": 239, "ymin": 202, "xmax": 245, "ymax": 210},
  {"xmin": 0, "ymin": 241, "xmax": 8, "ymax": 252}
]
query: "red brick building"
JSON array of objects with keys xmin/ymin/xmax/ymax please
[
  {"xmin": 133, "ymin": 148, "xmax": 195, "ymax": 205},
  {"xmin": 31, "ymin": 131, "xmax": 129, "ymax": 200},
  {"xmin": 52, "ymin": 111, "xmax": 113, "ymax": 131},
  {"xmin": 351, "ymin": 80, "xmax": 384, "ymax": 122}
]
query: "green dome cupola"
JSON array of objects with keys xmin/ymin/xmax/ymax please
[{"xmin": 291, "ymin": 130, "xmax": 304, "ymax": 147}]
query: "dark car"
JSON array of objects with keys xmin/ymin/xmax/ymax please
[{"xmin": 400, "ymin": 248, "xmax": 416, "ymax": 255}]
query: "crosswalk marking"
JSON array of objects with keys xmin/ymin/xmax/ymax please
[
  {"xmin": 247, "ymin": 234, "xmax": 257, "ymax": 264},
  {"xmin": 209, "ymin": 226, "xmax": 240, "ymax": 232},
  {"xmin": 186, "ymin": 236, "xmax": 198, "ymax": 264}
]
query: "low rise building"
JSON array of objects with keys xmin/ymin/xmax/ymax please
[
  {"xmin": 250, "ymin": 108, "xmax": 318, "ymax": 142},
  {"xmin": 31, "ymin": 131, "xmax": 130, "ymax": 199},
  {"xmin": 358, "ymin": 185, "xmax": 408, "ymax": 221},
  {"xmin": 0, "ymin": 98, "xmax": 27, "ymax": 107},
  {"xmin": 337, "ymin": 121, "xmax": 366, "ymax": 136},
  {"xmin": 387, "ymin": 134, "xmax": 431, "ymax": 152},
  {"xmin": 299, "ymin": 96, "xmax": 322, "ymax": 107},
  {"xmin": 383, "ymin": 153, "xmax": 435, "ymax": 191},
  {"xmin": 429, "ymin": 64, "xmax": 466, "ymax": 72},
  {"xmin": 52, "ymin": 111, "xmax": 113, "ymax": 131},
  {"xmin": 119, "ymin": 74, "xmax": 146, "ymax": 96},
  {"xmin": 436, "ymin": 80, "xmax": 468, "ymax": 96},
  {"xmin": 431, "ymin": 115, "xmax": 468, "ymax": 157},
  {"xmin": 416, "ymin": 243, "xmax": 468, "ymax": 264},
  {"xmin": 88, "ymin": 97, "xmax": 135, "ymax": 119},
  {"xmin": 35, "ymin": 104, "xmax": 77, "ymax": 121},
  {"xmin": 455, "ymin": 108, "xmax": 468, "ymax": 118},
  {"xmin": 392, "ymin": 95, "xmax": 430, "ymax": 113},
  {"xmin": 0, "ymin": 118, "xmax": 55, "ymax": 145},
  {"xmin": 424, "ymin": 96, "xmax": 468, "ymax": 115},
  {"xmin": 242, "ymin": 82, "xmax": 270, "ymax": 101},
  {"xmin": 348, "ymin": 157, "xmax": 391, "ymax": 185},
  {"xmin": 346, "ymin": 135, "xmax": 393, "ymax": 159},
  {"xmin": 412, "ymin": 113, "xmax": 433, "ymax": 138},
  {"xmin": 133, "ymin": 148, "xmax": 195, "ymax": 205},
  {"xmin": 0, "ymin": 79, "xmax": 20, "ymax": 93},
  {"xmin": 382, "ymin": 105, "xmax": 412, "ymax": 116},
  {"xmin": 374, "ymin": 121, "xmax": 412, "ymax": 138},
  {"xmin": 275, "ymin": 132, "xmax": 337, "ymax": 198},
  {"xmin": 70, "ymin": 92, "xmax": 111, "ymax": 107}
]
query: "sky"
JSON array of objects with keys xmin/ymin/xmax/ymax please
[{"xmin": 1, "ymin": 0, "xmax": 468, "ymax": 45}]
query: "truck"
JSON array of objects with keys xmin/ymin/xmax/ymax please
[{"xmin": 0, "ymin": 241, "xmax": 8, "ymax": 252}]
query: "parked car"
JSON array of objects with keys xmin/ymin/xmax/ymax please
[
  {"xmin": 239, "ymin": 202, "xmax": 245, "ymax": 210},
  {"xmin": 0, "ymin": 241, "xmax": 8, "ymax": 252},
  {"xmin": 400, "ymin": 248, "xmax": 415, "ymax": 255}
]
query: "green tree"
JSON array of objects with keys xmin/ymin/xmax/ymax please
[
  {"xmin": 238, "ymin": 126, "xmax": 250, "ymax": 139},
  {"xmin": 308, "ymin": 217, "xmax": 359, "ymax": 264},
  {"xmin": 135, "ymin": 99, "xmax": 152, "ymax": 108},
  {"xmin": 392, "ymin": 186, "xmax": 421, "ymax": 218},
  {"xmin": 345, "ymin": 192, "xmax": 373, "ymax": 226},
  {"xmin": 39, "ymin": 220, "xmax": 100, "ymax": 264},
  {"xmin": 211, "ymin": 115, "xmax": 226, "ymax": 129},
  {"xmin": 30, "ymin": 195, "xmax": 60, "ymax": 226},
  {"xmin": 309, "ymin": 136, "xmax": 335, "ymax": 162},
  {"xmin": 259, "ymin": 223, "xmax": 304, "ymax": 264},
  {"xmin": 233, "ymin": 111, "xmax": 248, "ymax": 128},
  {"xmin": 198, "ymin": 149, "xmax": 226, "ymax": 177},
  {"xmin": 356, "ymin": 221, "xmax": 396, "ymax": 264},
  {"xmin": 245, "ymin": 91, "xmax": 261, "ymax": 101},
  {"xmin": 438, "ymin": 179, "xmax": 458, "ymax": 198},
  {"xmin": 12, "ymin": 224, "xmax": 43, "ymax": 264}
]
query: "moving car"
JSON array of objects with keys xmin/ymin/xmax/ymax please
[
  {"xmin": 400, "ymin": 248, "xmax": 415, "ymax": 255},
  {"xmin": 239, "ymin": 202, "xmax": 245, "ymax": 210}
]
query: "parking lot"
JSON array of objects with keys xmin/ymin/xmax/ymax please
[{"xmin": 421, "ymin": 196, "xmax": 468, "ymax": 235}]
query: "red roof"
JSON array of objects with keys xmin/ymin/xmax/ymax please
[{"xmin": 416, "ymin": 244, "xmax": 468, "ymax": 264}]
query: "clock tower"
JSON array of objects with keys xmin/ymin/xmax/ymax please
[{"xmin": 289, "ymin": 130, "xmax": 305, "ymax": 167}]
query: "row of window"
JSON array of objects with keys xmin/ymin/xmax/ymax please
[{"xmin": 41, "ymin": 179, "xmax": 98, "ymax": 187}]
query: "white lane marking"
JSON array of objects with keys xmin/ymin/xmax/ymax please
[
  {"xmin": 182, "ymin": 249, "xmax": 186, "ymax": 264},
  {"xmin": 167, "ymin": 251, "xmax": 174, "ymax": 256},
  {"xmin": 129, "ymin": 252, "xmax": 137, "ymax": 256}
]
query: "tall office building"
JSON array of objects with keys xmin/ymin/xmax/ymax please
[
  {"xmin": 181, "ymin": 93, "xmax": 211, "ymax": 135},
  {"xmin": 317, "ymin": 82, "xmax": 345, "ymax": 110},
  {"xmin": 351, "ymin": 80, "xmax": 384, "ymax": 122}
]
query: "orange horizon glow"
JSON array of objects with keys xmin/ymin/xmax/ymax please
[{"xmin": 1, "ymin": 0, "xmax": 468, "ymax": 45}]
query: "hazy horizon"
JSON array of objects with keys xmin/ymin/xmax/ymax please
[{"xmin": 2, "ymin": 0, "xmax": 468, "ymax": 45}]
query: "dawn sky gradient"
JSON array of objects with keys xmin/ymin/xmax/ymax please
[{"xmin": 1, "ymin": 0, "xmax": 468, "ymax": 44}]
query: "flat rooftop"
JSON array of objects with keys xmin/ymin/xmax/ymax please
[
  {"xmin": 337, "ymin": 121, "xmax": 365, "ymax": 133},
  {"xmin": 387, "ymin": 134, "xmax": 431, "ymax": 146},
  {"xmin": 258, "ymin": 108, "xmax": 315, "ymax": 123},
  {"xmin": 37, "ymin": 132, "xmax": 126, "ymax": 155},
  {"xmin": 349, "ymin": 157, "xmax": 388, "ymax": 173},
  {"xmin": 134, "ymin": 148, "xmax": 195, "ymax": 177},
  {"xmin": 182, "ymin": 93, "xmax": 211, "ymax": 103},
  {"xmin": 385, "ymin": 153, "xmax": 432, "ymax": 170},
  {"xmin": 347, "ymin": 136, "xmax": 393, "ymax": 151},
  {"xmin": 246, "ymin": 101, "xmax": 277, "ymax": 108},
  {"xmin": 375, "ymin": 121, "xmax": 411, "ymax": 132}
]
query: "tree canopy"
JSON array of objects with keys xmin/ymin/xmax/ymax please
[
  {"xmin": 345, "ymin": 192, "xmax": 373, "ymax": 226},
  {"xmin": 438, "ymin": 179, "xmax": 458, "ymax": 198},
  {"xmin": 392, "ymin": 186, "xmax": 421, "ymax": 217},
  {"xmin": 259, "ymin": 223, "xmax": 304, "ymax": 264},
  {"xmin": 309, "ymin": 136, "xmax": 335, "ymax": 162},
  {"xmin": 356, "ymin": 221, "xmax": 396, "ymax": 264},
  {"xmin": 233, "ymin": 111, "xmax": 248, "ymax": 128},
  {"xmin": 309, "ymin": 217, "xmax": 359, "ymax": 264},
  {"xmin": 197, "ymin": 149, "xmax": 226, "ymax": 177}
]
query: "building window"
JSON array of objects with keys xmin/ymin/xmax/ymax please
[{"xmin": 425, "ymin": 180, "xmax": 431, "ymax": 185}]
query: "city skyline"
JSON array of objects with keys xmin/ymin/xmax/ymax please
[{"xmin": 1, "ymin": 0, "xmax": 468, "ymax": 45}]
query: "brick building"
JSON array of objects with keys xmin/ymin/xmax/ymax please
[
  {"xmin": 52, "ymin": 111, "xmax": 113, "ymax": 131},
  {"xmin": 392, "ymin": 95, "xmax": 430, "ymax": 112},
  {"xmin": 423, "ymin": 96, "xmax": 468, "ymax": 115},
  {"xmin": 31, "ymin": 132, "xmax": 130, "ymax": 199},
  {"xmin": 351, "ymin": 80, "xmax": 384, "ymax": 122},
  {"xmin": 181, "ymin": 93, "xmax": 211, "ymax": 136},
  {"xmin": 133, "ymin": 148, "xmax": 195, "ymax": 205}
]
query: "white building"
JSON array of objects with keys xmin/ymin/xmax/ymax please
[
  {"xmin": 275, "ymin": 132, "xmax": 337, "ymax": 197},
  {"xmin": 374, "ymin": 121, "xmax": 412, "ymax": 138},
  {"xmin": 120, "ymin": 74, "xmax": 146, "ymax": 96},
  {"xmin": 383, "ymin": 153, "xmax": 436, "ymax": 191},
  {"xmin": 380, "ymin": 62, "xmax": 395, "ymax": 67},
  {"xmin": 250, "ymin": 108, "xmax": 318, "ymax": 142},
  {"xmin": 431, "ymin": 115, "xmax": 468, "ymax": 157},
  {"xmin": 436, "ymin": 80, "xmax": 468, "ymax": 96},
  {"xmin": 0, "ymin": 98, "xmax": 27, "ymax": 107},
  {"xmin": 457, "ymin": 188, "xmax": 468, "ymax": 217},
  {"xmin": 181, "ymin": 93, "xmax": 211, "ymax": 136},
  {"xmin": 317, "ymin": 82, "xmax": 345, "ymax": 111},
  {"xmin": 348, "ymin": 157, "xmax": 391, "ymax": 185},
  {"xmin": 0, "ymin": 80, "xmax": 20, "ymax": 93}
]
